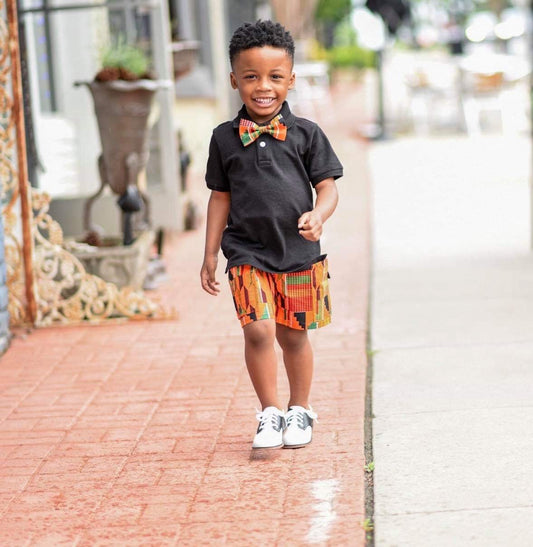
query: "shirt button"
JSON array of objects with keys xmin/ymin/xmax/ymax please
[{"xmin": 259, "ymin": 141, "xmax": 266, "ymax": 148}]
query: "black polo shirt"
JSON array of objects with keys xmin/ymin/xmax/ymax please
[{"xmin": 205, "ymin": 101, "xmax": 343, "ymax": 273}]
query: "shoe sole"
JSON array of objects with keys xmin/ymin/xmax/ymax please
[
  {"xmin": 282, "ymin": 441, "xmax": 311, "ymax": 449},
  {"xmin": 252, "ymin": 443, "xmax": 283, "ymax": 449}
]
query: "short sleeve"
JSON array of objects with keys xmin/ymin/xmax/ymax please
[
  {"xmin": 205, "ymin": 133, "xmax": 230, "ymax": 191},
  {"xmin": 306, "ymin": 125, "xmax": 343, "ymax": 186}
]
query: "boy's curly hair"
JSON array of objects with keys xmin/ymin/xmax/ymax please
[{"xmin": 229, "ymin": 20, "xmax": 295, "ymax": 66}]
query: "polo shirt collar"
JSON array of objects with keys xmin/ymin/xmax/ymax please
[{"xmin": 232, "ymin": 101, "xmax": 295, "ymax": 129}]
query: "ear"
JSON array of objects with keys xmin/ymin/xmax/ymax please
[
  {"xmin": 288, "ymin": 71, "xmax": 296, "ymax": 90},
  {"xmin": 230, "ymin": 72, "xmax": 238, "ymax": 89}
]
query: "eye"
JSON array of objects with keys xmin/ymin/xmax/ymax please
[
  {"xmin": 272, "ymin": 74, "xmax": 283, "ymax": 80},
  {"xmin": 244, "ymin": 75, "xmax": 256, "ymax": 80}
]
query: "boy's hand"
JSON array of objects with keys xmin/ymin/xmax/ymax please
[
  {"xmin": 298, "ymin": 210, "xmax": 323, "ymax": 241},
  {"xmin": 201, "ymin": 256, "xmax": 220, "ymax": 295}
]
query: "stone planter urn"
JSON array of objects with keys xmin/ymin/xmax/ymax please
[
  {"xmin": 170, "ymin": 40, "xmax": 200, "ymax": 80},
  {"xmin": 73, "ymin": 75, "xmax": 170, "ymax": 288},
  {"xmin": 65, "ymin": 231, "xmax": 155, "ymax": 290},
  {"xmin": 75, "ymin": 78, "xmax": 170, "ymax": 244}
]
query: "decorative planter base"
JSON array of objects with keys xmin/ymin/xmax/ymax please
[{"xmin": 67, "ymin": 230, "xmax": 154, "ymax": 290}]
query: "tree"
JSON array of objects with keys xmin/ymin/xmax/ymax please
[{"xmin": 315, "ymin": 0, "xmax": 353, "ymax": 48}]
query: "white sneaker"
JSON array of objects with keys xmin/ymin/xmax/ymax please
[
  {"xmin": 252, "ymin": 407, "xmax": 285, "ymax": 449},
  {"xmin": 283, "ymin": 406, "xmax": 317, "ymax": 448}
]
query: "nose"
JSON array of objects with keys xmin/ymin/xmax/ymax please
[{"xmin": 256, "ymin": 76, "xmax": 272, "ymax": 90}]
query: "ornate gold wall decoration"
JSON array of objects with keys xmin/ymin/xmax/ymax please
[
  {"xmin": 2, "ymin": 206, "xmax": 27, "ymax": 325},
  {"xmin": 32, "ymin": 190, "xmax": 170, "ymax": 325},
  {"xmin": 0, "ymin": 1, "xmax": 174, "ymax": 327},
  {"xmin": 32, "ymin": 191, "xmax": 173, "ymax": 326}
]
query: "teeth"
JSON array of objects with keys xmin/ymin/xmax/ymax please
[{"xmin": 255, "ymin": 98, "xmax": 274, "ymax": 104}]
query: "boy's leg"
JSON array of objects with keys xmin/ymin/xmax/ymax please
[
  {"xmin": 229, "ymin": 265, "xmax": 281, "ymax": 410},
  {"xmin": 275, "ymin": 324, "xmax": 313, "ymax": 408},
  {"xmin": 276, "ymin": 324, "xmax": 317, "ymax": 448},
  {"xmin": 243, "ymin": 319, "xmax": 281, "ymax": 410}
]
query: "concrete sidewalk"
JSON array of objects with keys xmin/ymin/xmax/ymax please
[
  {"xmin": 0, "ymin": 84, "xmax": 371, "ymax": 545},
  {"xmin": 369, "ymin": 134, "xmax": 533, "ymax": 546}
]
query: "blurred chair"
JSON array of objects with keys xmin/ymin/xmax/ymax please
[
  {"xmin": 459, "ymin": 54, "xmax": 530, "ymax": 135},
  {"xmin": 404, "ymin": 60, "xmax": 463, "ymax": 134}
]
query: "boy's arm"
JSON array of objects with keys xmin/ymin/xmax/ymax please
[
  {"xmin": 201, "ymin": 190, "xmax": 231, "ymax": 295},
  {"xmin": 298, "ymin": 177, "xmax": 338, "ymax": 242}
]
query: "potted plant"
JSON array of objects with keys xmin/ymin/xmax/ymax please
[{"xmin": 72, "ymin": 40, "xmax": 169, "ymax": 289}]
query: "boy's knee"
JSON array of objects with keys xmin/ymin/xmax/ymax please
[
  {"xmin": 276, "ymin": 324, "xmax": 308, "ymax": 352},
  {"xmin": 243, "ymin": 320, "xmax": 276, "ymax": 347}
]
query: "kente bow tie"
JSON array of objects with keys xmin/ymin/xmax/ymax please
[{"xmin": 239, "ymin": 114, "xmax": 287, "ymax": 147}]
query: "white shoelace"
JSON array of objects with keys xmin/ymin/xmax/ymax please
[
  {"xmin": 286, "ymin": 406, "xmax": 318, "ymax": 427},
  {"xmin": 255, "ymin": 408, "xmax": 283, "ymax": 431}
]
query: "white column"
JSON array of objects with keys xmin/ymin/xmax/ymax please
[
  {"xmin": 177, "ymin": 0, "xmax": 196, "ymax": 40},
  {"xmin": 208, "ymin": 0, "xmax": 230, "ymax": 122},
  {"xmin": 150, "ymin": 0, "xmax": 183, "ymax": 230}
]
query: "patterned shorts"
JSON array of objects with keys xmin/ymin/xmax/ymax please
[{"xmin": 228, "ymin": 259, "xmax": 331, "ymax": 330}]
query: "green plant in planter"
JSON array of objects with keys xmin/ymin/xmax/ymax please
[{"xmin": 95, "ymin": 40, "xmax": 153, "ymax": 82}]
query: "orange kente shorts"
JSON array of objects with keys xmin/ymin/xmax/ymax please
[{"xmin": 228, "ymin": 259, "xmax": 331, "ymax": 330}]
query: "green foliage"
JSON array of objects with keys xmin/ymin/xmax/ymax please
[
  {"xmin": 314, "ymin": 0, "xmax": 354, "ymax": 48},
  {"xmin": 311, "ymin": 38, "xmax": 376, "ymax": 70},
  {"xmin": 311, "ymin": 18, "xmax": 376, "ymax": 70},
  {"xmin": 328, "ymin": 45, "xmax": 376, "ymax": 69},
  {"xmin": 334, "ymin": 19, "xmax": 358, "ymax": 47},
  {"xmin": 364, "ymin": 461, "xmax": 375, "ymax": 472},
  {"xmin": 315, "ymin": 0, "xmax": 353, "ymax": 24},
  {"xmin": 362, "ymin": 518, "xmax": 374, "ymax": 532},
  {"xmin": 100, "ymin": 38, "xmax": 149, "ymax": 76}
]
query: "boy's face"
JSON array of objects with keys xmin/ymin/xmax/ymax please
[{"xmin": 230, "ymin": 46, "xmax": 295, "ymax": 124}]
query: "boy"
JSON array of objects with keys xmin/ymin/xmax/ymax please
[{"xmin": 200, "ymin": 20, "xmax": 343, "ymax": 449}]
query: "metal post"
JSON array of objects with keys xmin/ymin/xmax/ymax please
[
  {"xmin": 42, "ymin": 0, "xmax": 57, "ymax": 111},
  {"xmin": 376, "ymin": 48, "xmax": 386, "ymax": 139},
  {"xmin": 6, "ymin": 0, "xmax": 37, "ymax": 324}
]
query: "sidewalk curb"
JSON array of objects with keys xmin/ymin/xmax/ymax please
[
  {"xmin": 364, "ymin": 320, "xmax": 376, "ymax": 546},
  {"xmin": 364, "ymin": 212, "xmax": 376, "ymax": 546}
]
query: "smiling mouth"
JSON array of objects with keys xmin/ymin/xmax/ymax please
[{"xmin": 253, "ymin": 97, "xmax": 275, "ymax": 106}]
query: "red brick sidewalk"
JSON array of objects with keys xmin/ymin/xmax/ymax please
[{"xmin": 0, "ymin": 83, "xmax": 371, "ymax": 546}]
